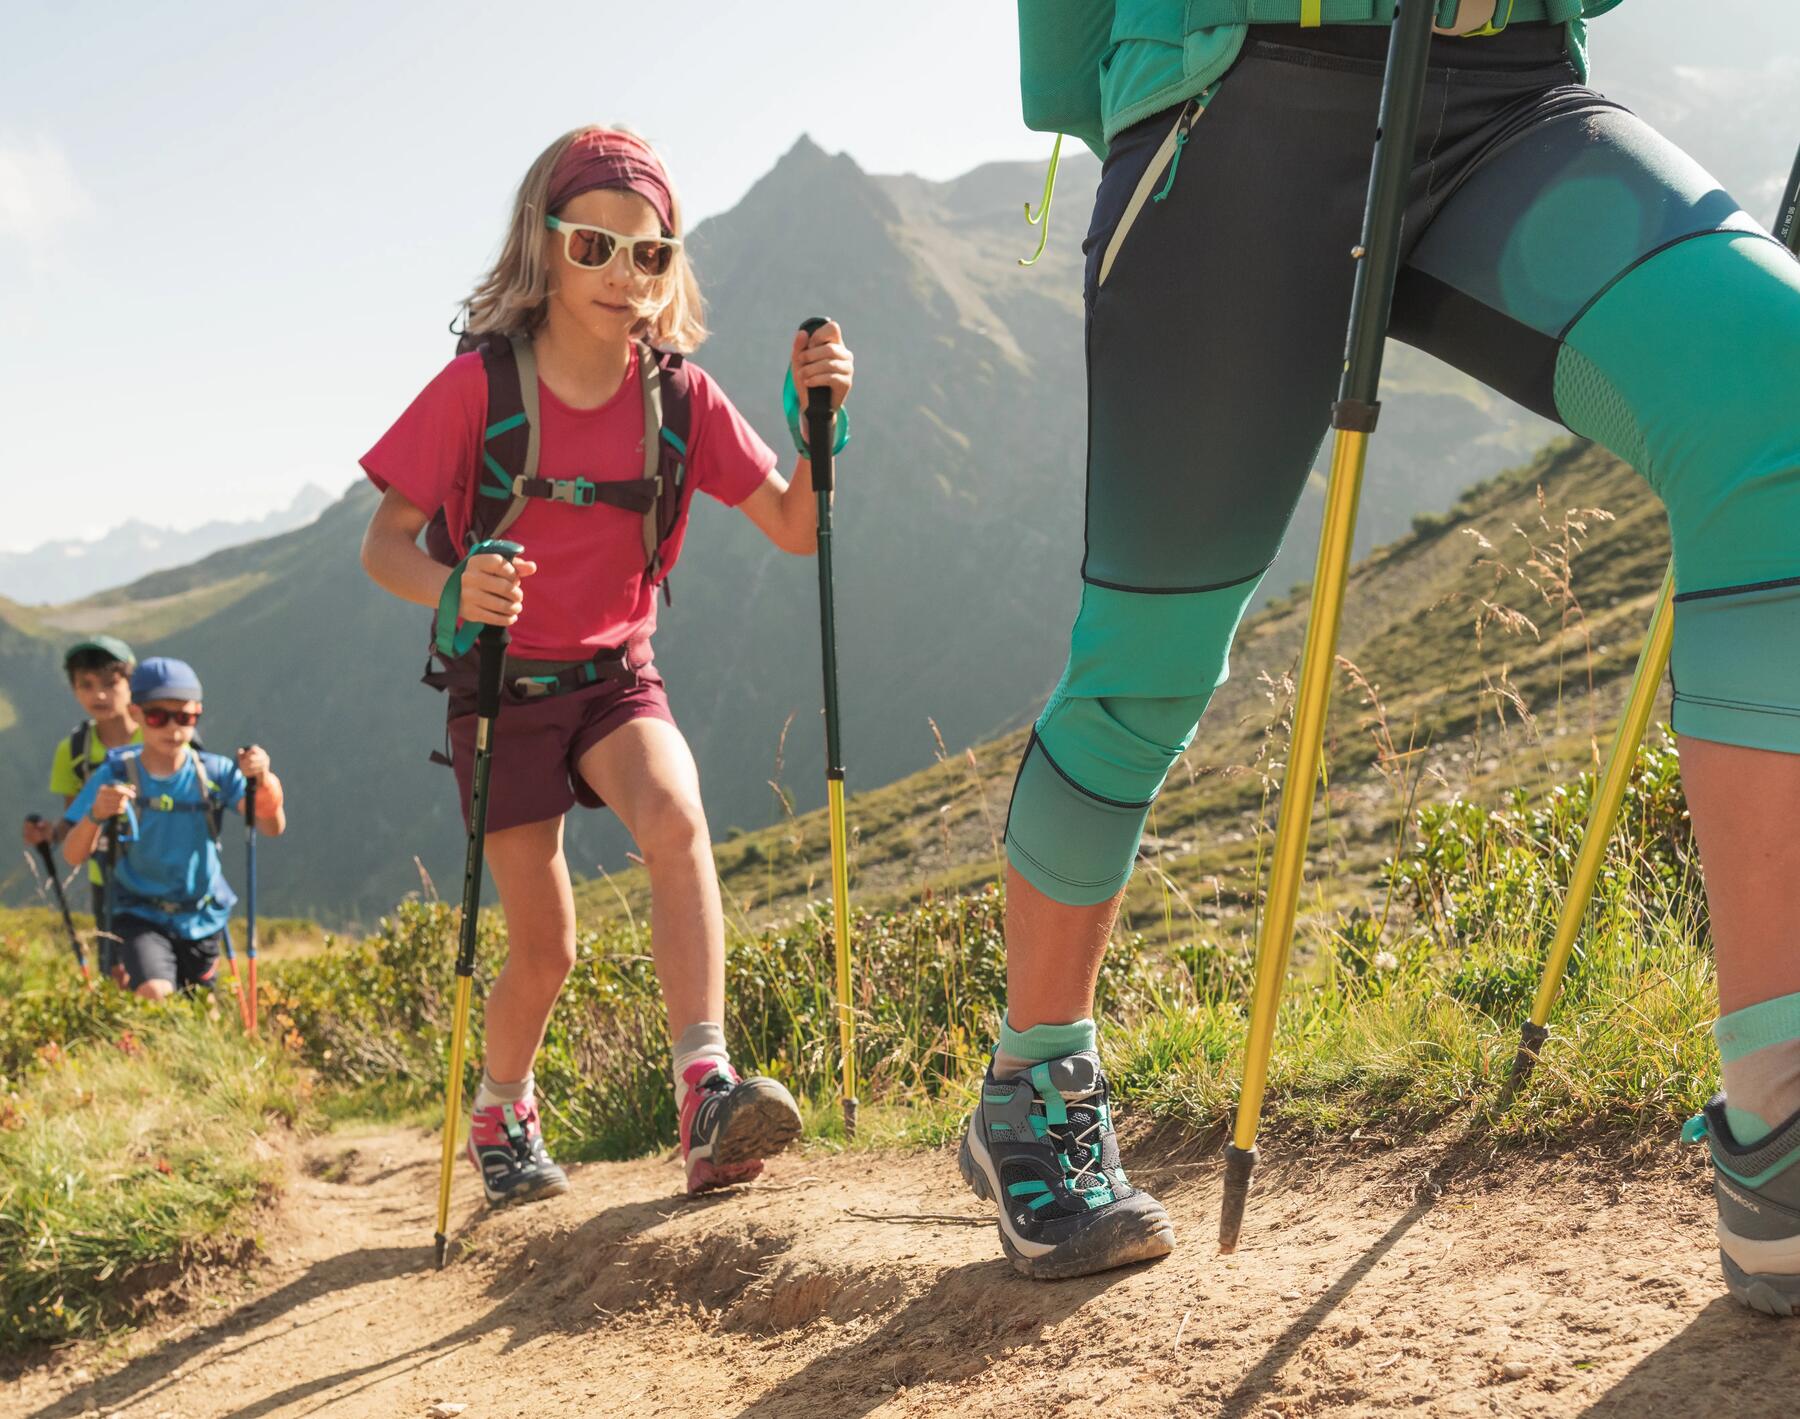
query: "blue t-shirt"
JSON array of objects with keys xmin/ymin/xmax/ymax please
[{"xmin": 66, "ymin": 747, "xmax": 246, "ymax": 940}]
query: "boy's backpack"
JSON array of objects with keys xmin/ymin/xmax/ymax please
[
  {"xmin": 119, "ymin": 748, "xmax": 229, "ymax": 846},
  {"xmin": 422, "ymin": 329, "xmax": 695, "ymax": 602},
  {"xmin": 67, "ymin": 721, "xmax": 95, "ymax": 787},
  {"xmin": 68, "ymin": 721, "xmax": 199, "ymax": 788},
  {"xmin": 112, "ymin": 747, "xmax": 230, "ymax": 910}
]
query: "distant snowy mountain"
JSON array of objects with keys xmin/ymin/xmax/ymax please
[{"xmin": 0, "ymin": 484, "xmax": 339, "ymax": 604}]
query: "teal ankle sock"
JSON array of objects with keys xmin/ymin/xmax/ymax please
[
  {"xmin": 993, "ymin": 1017, "xmax": 1097, "ymax": 1078},
  {"xmin": 1716, "ymin": 991, "xmax": 1800, "ymax": 1144}
]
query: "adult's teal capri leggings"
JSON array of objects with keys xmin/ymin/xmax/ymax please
[{"xmin": 1005, "ymin": 22, "xmax": 1800, "ymax": 906}]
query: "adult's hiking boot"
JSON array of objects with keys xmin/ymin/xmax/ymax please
[
  {"xmin": 466, "ymin": 1096, "xmax": 570, "ymax": 1208},
  {"xmin": 959, "ymin": 1049, "xmax": 1175, "ymax": 1280},
  {"xmin": 1687, "ymin": 1094, "xmax": 1800, "ymax": 1317},
  {"xmin": 679, "ymin": 1060, "xmax": 803, "ymax": 1194}
]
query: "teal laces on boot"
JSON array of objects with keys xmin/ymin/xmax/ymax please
[{"xmin": 959, "ymin": 1049, "xmax": 1174, "ymax": 1279}]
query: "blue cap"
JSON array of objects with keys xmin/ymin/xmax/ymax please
[{"xmin": 130, "ymin": 657, "xmax": 205, "ymax": 704}]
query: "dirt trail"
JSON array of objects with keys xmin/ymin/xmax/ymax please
[{"xmin": 10, "ymin": 1123, "xmax": 1798, "ymax": 1419}]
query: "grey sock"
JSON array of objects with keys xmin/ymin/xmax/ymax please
[
  {"xmin": 672, "ymin": 1021, "xmax": 731, "ymax": 1105},
  {"xmin": 473, "ymin": 1070, "xmax": 532, "ymax": 1111}
]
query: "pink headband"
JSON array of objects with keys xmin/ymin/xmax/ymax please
[{"xmin": 546, "ymin": 130, "xmax": 676, "ymax": 236}]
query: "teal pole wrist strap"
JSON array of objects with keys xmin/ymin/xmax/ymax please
[
  {"xmin": 782, "ymin": 369, "xmax": 850, "ymax": 459},
  {"xmin": 435, "ymin": 538, "xmax": 524, "ymax": 659}
]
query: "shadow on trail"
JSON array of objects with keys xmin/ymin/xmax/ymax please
[
  {"xmin": 29, "ymin": 1246, "xmax": 422, "ymax": 1419},
  {"xmin": 1577, "ymin": 1296, "xmax": 1800, "ymax": 1417},
  {"xmin": 728, "ymin": 1255, "xmax": 1135, "ymax": 1419},
  {"xmin": 1214, "ymin": 1125, "xmax": 1500, "ymax": 1419}
]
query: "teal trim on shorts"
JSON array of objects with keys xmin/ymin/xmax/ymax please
[{"xmin": 1557, "ymin": 232, "xmax": 1800, "ymax": 753}]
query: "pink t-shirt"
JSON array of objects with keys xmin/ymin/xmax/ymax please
[{"xmin": 362, "ymin": 349, "xmax": 778, "ymax": 660}]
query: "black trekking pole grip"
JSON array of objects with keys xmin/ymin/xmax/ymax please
[
  {"xmin": 472, "ymin": 542, "xmax": 519, "ymax": 722},
  {"xmin": 798, "ymin": 316, "xmax": 836, "ymax": 494}
]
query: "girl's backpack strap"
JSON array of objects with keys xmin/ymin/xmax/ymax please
[
  {"xmin": 639, "ymin": 343, "xmax": 664, "ymax": 575},
  {"xmin": 467, "ymin": 334, "xmax": 541, "ymax": 549},
  {"xmin": 645, "ymin": 345, "xmax": 693, "ymax": 598}
]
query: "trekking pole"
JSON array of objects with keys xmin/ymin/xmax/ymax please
[
  {"xmin": 1219, "ymin": 0, "xmax": 1438, "ymax": 1254},
  {"xmin": 26, "ymin": 815, "xmax": 92, "ymax": 986},
  {"xmin": 242, "ymin": 759, "xmax": 260, "ymax": 1037},
  {"xmin": 434, "ymin": 540, "xmax": 520, "ymax": 1269},
  {"xmin": 799, "ymin": 314, "xmax": 858, "ymax": 1140},
  {"xmin": 218, "ymin": 923, "xmax": 250, "ymax": 1026},
  {"xmin": 1501, "ymin": 138, "xmax": 1800, "ymax": 1100},
  {"xmin": 101, "ymin": 815, "xmax": 120, "ymax": 983}
]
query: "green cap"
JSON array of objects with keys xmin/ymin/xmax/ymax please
[{"xmin": 62, "ymin": 634, "xmax": 137, "ymax": 672}]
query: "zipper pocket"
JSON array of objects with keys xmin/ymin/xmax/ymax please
[{"xmin": 1097, "ymin": 97, "xmax": 1205, "ymax": 289}]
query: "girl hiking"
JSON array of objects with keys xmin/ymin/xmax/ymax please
[
  {"xmin": 360, "ymin": 126, "xmax": 854, "ymax": 1205},
  {"xmin": 968, "ymin": 2, "xmax": 1800, "ymax": 1309}
]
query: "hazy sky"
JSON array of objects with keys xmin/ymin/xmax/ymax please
[
  {"xmin": 2, "ymin": 1, "xmax": 1793, "ymax": 553},
  {"xmin": 0, "ymin": 1, "xmax": 1045, "ymax": 551}
]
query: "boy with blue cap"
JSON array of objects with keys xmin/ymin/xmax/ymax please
[{"xmin": 62, "ymin": 657, "xmax": 288, "ymax": 999}]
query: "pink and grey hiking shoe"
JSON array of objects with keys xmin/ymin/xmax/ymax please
[
  {"xmin": 678, "ymin": 1060, "xmax": 803, "ymax": 1194},
  {"xmin": 466, "ymin": 1096, "xmax": 570, "ymax": 1207}
]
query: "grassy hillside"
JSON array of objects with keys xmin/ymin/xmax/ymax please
[
  {"xmin": 576, "ymin": 437, "xmax": 1669, "ymax": 940},
  {"xmin": 1, "ymin": 140, "xmax": 1556, "ymax": 927}
]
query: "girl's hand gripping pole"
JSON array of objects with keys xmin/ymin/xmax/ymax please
[
  {"xmin": 434, "ymin": 539, "xmax": 521, "ymax": 1270},
  {"xmin": 799, "ymin": 315, "xmax": 858, "ymax": 1140},
  {"xmin": 1220, "ymin": 0, "xmax": 1439, "ymax": 1255}
]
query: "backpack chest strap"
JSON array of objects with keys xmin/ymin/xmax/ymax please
[{"xmin": 501, "ymin": 474, "xmax": 659, "ymax": 513}]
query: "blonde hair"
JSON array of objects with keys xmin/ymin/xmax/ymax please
[{"xmin": 462, "ymin": 125, "xmax": 707, "ymax": 352}]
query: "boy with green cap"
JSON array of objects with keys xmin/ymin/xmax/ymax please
[{"xmin": 20, "ymin": 635, "xmax": 142, "ymax": 982}]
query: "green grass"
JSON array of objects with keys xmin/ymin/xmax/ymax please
[
  {"xmin": 1102, "ymin": 731, "xmax": 1713, "ymax": 1144},
  {"xmin": 0, "ymin": 1007, "xmax": 305, "ymax": 1349},
  {"xmin": 0, "ymin": 722, "xmax": 1716, "ymax": 1351}
]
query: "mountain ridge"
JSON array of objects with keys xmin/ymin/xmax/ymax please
[{"xmin": 2, "ymin": 139, "xmax": 1558, "ymax": 925}]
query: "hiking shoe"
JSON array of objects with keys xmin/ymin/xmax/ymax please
[
  {"xmin": 1687, "ymin": 1094, "xmax": 1800, "ymax": 1317},
  {"xmin": 679, "ymin": 1060, "xmax": 803, "ymax": 1194},
  {"xmin": 959, "ymin": 1050, "xmax": 1175, "ymax": 1280},
  {"xmin": 466, "ymin": 1097, "xmax": 570, "ymax": 1207}
]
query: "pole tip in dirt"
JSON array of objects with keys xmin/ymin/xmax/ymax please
[
  {"xmin": 1218, "ymin": 1143, "xmax": 1258, "ymax": 1253},
  {"xmin": 434, "ymin": 1233, "xmax": 448, "ymax": 1270},
  {"xmin": 1499, "ymin": 1020, "xmax": 1550, "ymax": 1110}
]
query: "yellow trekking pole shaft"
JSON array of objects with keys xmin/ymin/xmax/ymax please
[
  {"xmin": 829, "ymin": 778, "xmax": 856, "ymax": 1119},
  {"xmin": 1220, "ymin": 0, "xmax": 1438, "ymax": 1254},
  {"xmin": 800, "ymin": 315, "xmax": 858, "ymax": 1137},
  {"xmin": 1502, "ymin": 566, "xmax": 1673, "ymax": 1095},
  {"xmin": 433, "ymin": 546, "xmax": 518, "ymax": 1269}
]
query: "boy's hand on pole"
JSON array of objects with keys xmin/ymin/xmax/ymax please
[
  {"xmin": 92, "ymin": 782, "xmax": 136, "ymax": 819},
  {"xmin": 459, "ymin": 551, "xmax": 536, "ymax": 627},
  {"xmin": 790, "ymin": 320, "xmax": 854, "ymax": 415},
  {"xmin": 236, "ymin": 745, "xmax": 271, "ymax": 781},
  {"xmin": 22, "ymin": 815, "xmax": 53, "ymax": 848}
]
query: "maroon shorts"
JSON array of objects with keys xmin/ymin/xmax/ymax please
[{"xmin": 448, "ymin": 668, "xmax": 675, "ymax": 832}]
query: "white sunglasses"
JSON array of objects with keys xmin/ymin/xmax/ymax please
[{"xmin": 544, "ymin": 216, "xmax": 680, "ymax": 276}]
